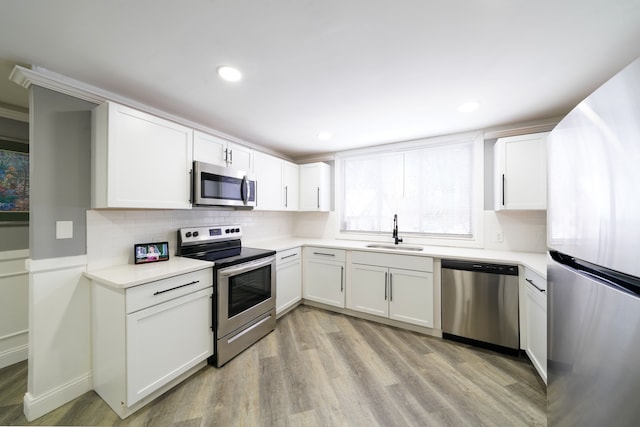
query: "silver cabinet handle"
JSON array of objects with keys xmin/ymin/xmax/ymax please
[
  {"xmin": 280, "ymin": 253, "xmax": 298, "ymax": 260},
  {"xmin": 340, "ymin": 266, "xmax": 344, "ymax": 292},
  {"xmin": 389, "ymin": 273, "xmax": 393, "ymax": 301},
  {"xmin": 313, "ymin": 252, "xmax": 335, "ymax": 257},
  {"xmin": 526, "ymin": 278, "xmax": 546, "ymax": 293},
  {"xmin": 384, "ymin": 272, "xmax": 388, "ymax": 300},
  {"xmin": 317, "ymin": 187, "xmax": 320, "ymax": 209},
  {"xmin": 229, "ymin": 149, "xmax": 233, "ymax": 164},
  {"xmin": 502, "ymin": 173, "xmax": 505, "ymax": 206},
  {"xmin": 284, "ymin": 185, "xmax": 288, "ymax": 208}
]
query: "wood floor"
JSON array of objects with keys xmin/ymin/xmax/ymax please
[{"xmin": 0, "ymin": 305, "xmax": 547, "ymax": 426}]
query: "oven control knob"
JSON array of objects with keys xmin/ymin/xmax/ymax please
[
  {"xmin": 235, "ymin": 228, "xmax": 240, "ymax": 233},
  {"xmin": 225, "ymin": 228, "xmax": 230, "ymax": 233},
  {"xmin": 193, "ymin": 231, "xmax": 199, "ymax": 237},
  {"xmin": 185, "ymin": 232, "xmax": 192, "ymax": 238},
  {"xmin": 230, "ymin": 228, "xmax": 235, "ymax": 233}
]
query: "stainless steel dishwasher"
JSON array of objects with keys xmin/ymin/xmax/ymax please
[{"xmin": 441, "ymin": 259, "xmax": 519, "ymax": 352}]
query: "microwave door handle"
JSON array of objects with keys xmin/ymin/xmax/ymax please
[{"xmin": 241, "ymin": 175, "xmax": 248, "ymax": 205}]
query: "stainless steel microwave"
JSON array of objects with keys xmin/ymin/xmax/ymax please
[{"xmin": 192, "ymin": 161, "xmax": 256, "ymax": 208}]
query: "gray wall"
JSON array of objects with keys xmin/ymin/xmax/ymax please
[
  {"xmin": 0, "ymin": 116, "xmax": 29, "ymax": 251},
  {"xmin": 29, "ymin": 86, "xmax": 96, "ymax": 260}
]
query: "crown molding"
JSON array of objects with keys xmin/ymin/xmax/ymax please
[
  {"xmin": 0, "ymin": 105, "xmax": 28, "ymax": 122},
  {"xmin": 10, "ymin": 65, "xmax": 106, "ymax": 105},
  {"xmin": 483, "ymin": 115, "xmax": 564, "ymax": 139},
  {"xmin": 8, "ymin": 65, "xmax": 297, "ymax": 160}
]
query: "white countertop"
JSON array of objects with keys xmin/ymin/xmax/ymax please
[
  {"xmin": 86, "ymin": 238, "xmax": 547, "ymax": 289},
  {"xmin": 85, "ymin": 257, "xmax": 214, "ymax": 289},
  {"xmin": 246, "ymin": 237, "xmax": 548, "ymax": 278}
]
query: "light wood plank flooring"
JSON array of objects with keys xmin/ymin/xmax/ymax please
[{"xmin": 0, "ymin": 306, "xmax": 546, "ymax": 426}]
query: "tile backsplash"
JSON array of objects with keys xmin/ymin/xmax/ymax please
[
  {"xmin": 86, "ymin": 209, "xmax": 295, "ymax": 270},
  {"xmin": 483, "ymin": 210, "xmax": 547, "ymax": 253},
  {"xmin": 87, "ymin": 208, "xmax": 546, "ymax": 270}
]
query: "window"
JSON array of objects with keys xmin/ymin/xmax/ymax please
[{"xmin": 339, "ymin": 135, "xmax": 478, "ymax": 239}]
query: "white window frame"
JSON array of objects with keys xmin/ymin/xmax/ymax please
[{"xmin": 334, "ymin": 131, "xmax": 485, "ymax": 248}]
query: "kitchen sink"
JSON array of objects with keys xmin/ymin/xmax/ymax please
[{"xmin": 366, "ymin": 243, "xmax": 423, "ymax": 252}]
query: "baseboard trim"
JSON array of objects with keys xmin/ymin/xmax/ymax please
[
  {"xmin": 0, "ymin": 342, "xmax": 28, "ymax": 369},
  {"xmin": 23, "ymin": 372, "xmax": 92, "ymax": 422}
]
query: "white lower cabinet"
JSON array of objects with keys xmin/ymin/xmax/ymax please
[
  {"xmin": 91, "ymin": 268, "xmax": 213, "ymax": 418},
  {"xmin": 523, "ymin": 267, "xmax": 547, "ymax": 383},
  {"xmin": 348, "ymin": 251, "xmax": 434, "ymax": 328},
  {"xmin": 276, "ymin": 247, "xmax": 302, "ymax": 315},
  {"xmin": 303, "ymin": 247, "xmax": 345, "ymax": 308}
]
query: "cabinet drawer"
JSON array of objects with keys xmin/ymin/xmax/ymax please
[
  {"xmin": 277, "ymin": 247, "xmax": 301, "ymax": 266},
  {"xmin": 126, "ymin": 268, "xmax": 212, "ymax": 314},
  {"xmin": 351, "ymin": 251, "xmax": 433, "ymax": 272},
  {"xmin": 303, "ymin": 246, "xmax": 345, "ymax": 262},
  {"xmin": 524, "ymin": 267, "xmax": 546, "ymax": 293}
]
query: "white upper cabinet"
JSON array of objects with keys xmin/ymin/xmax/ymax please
[
  {"xmin": 299, "ymin": 162, "xmax": 331, "ymax": 211},
  {"xmin": 282, "ymin": 160, "xmax": 299, "ymax": 211},
  {"xmin": 494, "ymin": 132, "xmax": 548, "ymax": 210},
  {"xmin": 193, "ymin": 130, "xmax": 252, "ymax": 172},
  {"xmin": 92, "ymin": 102, "xmax": 193, "ymax": 209},
  {"xmin": 253, "ymin": 153, "xmax": 300, "ymax": 211},
  {"xmin": 253, "ymin": 151, "xmax": 283, "ymax": 210}
]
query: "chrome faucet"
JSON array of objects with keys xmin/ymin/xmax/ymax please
[{"xmin": 393, "ymin": 214, "xmax": 403, "ymax": 245}]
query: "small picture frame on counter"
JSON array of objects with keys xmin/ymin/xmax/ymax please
[{"xmin": 134, "ymin": 242, "xmax": 170, "ymax": 264}]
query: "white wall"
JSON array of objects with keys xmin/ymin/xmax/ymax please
[
  {"xmin": 0, "ymin": 249, "xmax": 29, "ymax": 369},
  {"xmin": 87, "ymin": 209, "xmax": 296, "ymax": 270},
  {"xmin": 24, "ymin": 256, "xmax": 90, "ymax": 421}
]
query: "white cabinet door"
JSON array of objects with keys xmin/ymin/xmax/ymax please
[
  {"xmin": 193, "ymin": 131, "xmax": 253, "ymax": 172},
  {"xmin": 276, "ymin": 248, "xmax": 302, "ymax": 315},
  {"xmin": 253, "ymin": 151, "xmax": 283, "ymax": 211},
  {"xmin": 389, "ymin": 268, "xmax": 433, "ymax": 328},
  {"xmin": 92, "ymin": 102, "xmax": 193, "ymax": 209},
  {"xmin": 495, "ymin": 132, "xmax": 548, "ymax": 210},
  {"xmin": 227, "ymin": 142, "xmax": 253, "ymax": 172},
  {"xmin": 350, "ymin": 264, "xmax": 389, "ymax": 317},
  {"xmin": 299, "ymin": 162, "xmax": 331, "ymax": 211},
  {"xmin": 303, "ymin": 249, "xmax": 345, "ymax": 308},
  {"xmin": 193, "ymin": 130, "xmax": 227, "ymax": 167},
  {"xmin": 283, "ymin": 160, "xmax": 299, "ymax": 211},
  {"xmin": 524, "ymin": 269, "xmax": 547, "ymax": 383},
  {"xmin": 126, "ymin": 287, "xmax": 213, "ymax": 406}
]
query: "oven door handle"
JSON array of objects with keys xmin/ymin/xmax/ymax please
[{"xmin": 218, "ymin": 256, "xmax": 275, "ymax": 277}]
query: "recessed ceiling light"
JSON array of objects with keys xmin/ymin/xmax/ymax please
[
  {"xmin": 217, "ymin": 66, "xmax": 242, "ymax": 82},
  {"xmin": 317, "ymin": 131, "xmax": 332, "ymax": 140},
  {"xmin": 458, "ymin": 101, "xmax": 480, "ymax": 113}
]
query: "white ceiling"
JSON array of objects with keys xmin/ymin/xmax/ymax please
[{"xmin": 1, "ymin": 0, "xmax": 640, "ymax": 158}]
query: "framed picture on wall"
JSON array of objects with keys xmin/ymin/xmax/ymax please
[{"xmin": 0, "ymin": 138, "xmax": 29, "ymax": 224}]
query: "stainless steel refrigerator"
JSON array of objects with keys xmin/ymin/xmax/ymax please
[{"xmin": 548, "ymin": 57, "xmax": 640, "ymax": 426}]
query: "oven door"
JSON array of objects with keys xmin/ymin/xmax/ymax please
[
  {"xmin": 217, "ymin": 255, "xmax": 276, "ymax": 337},
  {"xmin": 193, "ymin": 161, "xmax": 256, "ymax": 208}
]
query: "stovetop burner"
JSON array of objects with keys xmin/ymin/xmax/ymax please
[{"xmin": 176, "ymin": 225, "xmax": 275, "ymax": 268}]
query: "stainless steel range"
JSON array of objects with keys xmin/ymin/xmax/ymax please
[{"xmin": 176, "ymin": 225, "xmax": 276, "ymax": 367}]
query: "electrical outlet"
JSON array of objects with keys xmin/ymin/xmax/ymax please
[{"xmin": 495, "ymin": 232, "xmax": 503, "ymax": 243}]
